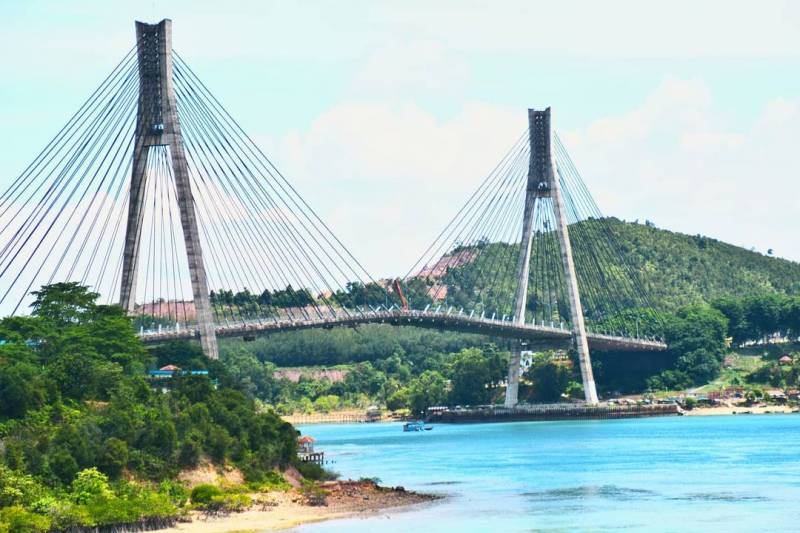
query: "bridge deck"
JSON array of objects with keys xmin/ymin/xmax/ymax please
[{"xmin": 138, "ymin": 309, "xmax": 666, "ymax": 352}]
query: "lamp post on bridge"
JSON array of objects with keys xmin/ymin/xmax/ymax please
[{"xmin": 504, "ymin": 108, "xmax": 599, "ymax": 407}]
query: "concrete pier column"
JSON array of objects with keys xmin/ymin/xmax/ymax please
[{"xmin": 504, "ymin": 346, "xmax": 522, "ymax": 407}]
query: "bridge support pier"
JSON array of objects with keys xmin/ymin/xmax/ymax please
[
  {"xmin": 504, "ymin": 346, "xmax": 522, "ymax": 407},
  {"xmin": 504, "ymin": 108, "xmax": 598, "ymax": 406},
  {"xmin": 119, "ymin": 19, "xmax": 218, "ymax": 359}
]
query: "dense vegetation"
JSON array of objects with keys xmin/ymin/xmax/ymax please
[
  {"xmin": 219, "ymin": 328, "xmax": 511, "ymax": 414},
  {"xmin": 2, "ymin": 219, "xmax": 799, "ymax": 528},
  {"xmin": 220, "ymin": 292, "xmax": 800, "ymax": 413},
  {"xmin": 0, "ymin": 283, "xmax": 298, "ymax": 532}
]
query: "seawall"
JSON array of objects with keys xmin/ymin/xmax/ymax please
[{"xmin": 427, "ymin": 403, "xmax": 679, "ymax": 423}]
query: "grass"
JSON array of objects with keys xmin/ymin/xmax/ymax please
[{"xmin": 694, "ymin": 353, "xmax": 767, "ymax": 393}]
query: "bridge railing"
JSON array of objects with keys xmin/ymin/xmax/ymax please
[{"xmin": 136, "ymin": 304, "xmax": 666, "ymax": 349}]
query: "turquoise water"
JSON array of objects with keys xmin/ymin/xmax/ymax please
[{"xmin": 292, "ymin": 415, "xmax": 800, "ymax": 532}]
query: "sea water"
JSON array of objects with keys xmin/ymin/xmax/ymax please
[{"xmin": 291, "ymin": 415, "xmax": 800, "ymax": 532}]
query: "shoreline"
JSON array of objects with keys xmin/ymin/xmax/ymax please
[
  {"xmin": 683, "ymin": 405, "xmax": 798, "ymax": 416},
  {"xmin": 285, "ymin": 403, "xmax": 800, "ymax": 426},
  {"xmin": 149, "ymin": 480, "xmax": 439, "ymax": 533}
]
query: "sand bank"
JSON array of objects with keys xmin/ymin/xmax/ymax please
[
  {"xmin": 683, "ymin": 405, "xmax": 798, "ymax": 416},
  {"xmin": 150, "ymin": 480, "xmax": 438, "ymax": 533}
]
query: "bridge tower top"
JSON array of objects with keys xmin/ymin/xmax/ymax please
[{"xmin": 134, "ymin": 19, "xmax": 176, "ymax": 144}]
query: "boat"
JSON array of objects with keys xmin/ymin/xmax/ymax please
[{"xmin": 403, "ymin": 420, "xmax": 426, "ymax": 432}]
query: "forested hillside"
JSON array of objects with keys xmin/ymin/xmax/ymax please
[
  {"xmin": 217, "ymin": 221, "xmax": 800, "ymax": 409},
  {"xmin": 600, "ymin": 219, "xmax": 800, "ymax": 308},
  {"xmin": 423, "ymin": 218, "xmax": 800, "ymax": 320}
]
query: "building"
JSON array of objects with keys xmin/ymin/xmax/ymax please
[
  {"xmin": 298, "ymin": 436, "xmax": 324, "ymax": 465},
  {"xmin": 137, "ymin": 300, "xmax": 196, "ymax": 321},
  {"xmin": 415, "ymin": 249, "xmax": 478, "ymax": 279}
]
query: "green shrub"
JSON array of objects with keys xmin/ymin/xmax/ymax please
[
  {"xmin": 0, "ymin": 505, "xmax": 51, "ymax": 533},
  {"xmin": 295, "ymin": 462, "xmax": 338, "ymax": 481},
  {"xmin": 220, "ymin": 492, "xmax": 252, "ymax": 512},
  {"xmin": 299, "ymin": 479, "xmax": 328, "ymax": 506},
  {"xmin": 71, "ymin": 468, "xmax": 111, "ymax": 504},
  {"xmin": 245, "ymin": 470, "xmax": 291, "ymax": 492},
  {"xmin": 313, "ymin": 395, "xmax": 341, "ymax": 413},
  {"xmin": 190, "ymin": 484, "xmax": 223, "ymax": 506},
  {"xmin": 158, "ymin": 480, "xmax": 190, "ymax": 507},
  {"xmin": 43, "ymin": 500, "xmax": 92, "ymax": 530}
]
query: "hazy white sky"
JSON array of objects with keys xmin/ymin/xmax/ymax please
[{"xmin": 1, "ymin": 0, "xmax": 799, "ymax": 279}]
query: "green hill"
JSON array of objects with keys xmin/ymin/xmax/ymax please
[
  {"xmin": 417, "ymin": 218, "xmax": 800, "ymax": 321},
  {"xmin": 601, "ymin": 218, "xmax": 800, "ymax": 309}
]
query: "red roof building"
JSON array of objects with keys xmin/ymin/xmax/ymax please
[{"xmin": 298, "ymin": 435, "xmax": 316, "ymax": 454}]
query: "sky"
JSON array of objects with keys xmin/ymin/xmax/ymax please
[{"xmin": 1, "ymin": 0, "xmax": 799, "ymax": 280}]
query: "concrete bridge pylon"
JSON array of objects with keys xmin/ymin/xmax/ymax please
[
  {"xmin": 119, "ymin": 19, "xmax": 218, "ymax": 359},
  {"xmin": 504, "ymin": 108, "xmax": 598, "ymax": 406}
]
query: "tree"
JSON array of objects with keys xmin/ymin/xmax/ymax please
[
  {"xmin": 48, "ymin": 449, "xmax": 79, "ymax": 486},
  {"xmin": 663, "ymin": 304, "xmax": 728, "ymax": 385},
  {"xmin": 712, "ymin": 297, "xmax": 751, "ymax": 344},
  {"xmin": 743, "ymin": 294, "xmax": 783, "ymax": 339},
  {"xmin": 343, "ymin": 362, "xmax": 386, "ymax": 397},
  {"xmin": 386, "ymin": 387, "xmax": 410, "ymax": 411},
  {"xmin": 30, "ymin": 282, "xmax": 99, "ymax": 327},
  {"xmin": 206, "ymin": 427, "xmax": 232, "ymax": 464},
  {"xmin": 523, "ymin": 352, "xmax": 573, "ymax": 403},
  {"xmin": 99, "ymin": 438, "xmax": 128, "ymax": 479},
  {"xmin": 71, "ymin": 468, "xmax": 111, "ymax": 504},
  {"xmin": 313, "ymin": 395, "xmax": 341, "ymax": 413},
  {"xmin": 0, "ymin": 360, "xmax": 44, "ymax": 418},
  {"xmin": 408, "ymin": 371, "xmax": 447, "ymax": 414},
  {"xmin": 448, "ymin": 348, "xmax": 493, "ymax": 406}
]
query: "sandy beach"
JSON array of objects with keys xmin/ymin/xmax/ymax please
[
  {"xmin": 150, "ymin": 480, "xmax": 439, "ymax": 533},
  {"xmin": 683, "ymin": 404, "xmax": 798, "ymax": 416}
]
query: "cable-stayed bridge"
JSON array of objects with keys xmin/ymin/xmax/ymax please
[{"xmin": 0, "ymin": 20, "xmax": 667, "ymax": 405}]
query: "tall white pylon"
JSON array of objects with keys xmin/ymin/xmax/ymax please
[{"xmin": 504, "ymin": 108, "xmax": 598, "ymax": 406}]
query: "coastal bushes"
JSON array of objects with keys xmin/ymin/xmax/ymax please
[
  {"xmin": 189, "ymin": 484, "xmax": 252, "ymax": 515},
  {"xmin": 190, "ymin": 484, "xmax": 223, "ymax": 506},
  {"xmin": 0, "ymin": 283, "xmax": 298, "ymax": 532},
  {"xmin": 0, "ymin": 467, "xmax": 180, "ymax": 532}
]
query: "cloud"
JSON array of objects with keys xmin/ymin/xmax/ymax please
[
  {"xmin": 562, "ymin": 78, "xmax": 800, "ymax": 262},
  {"xmin": 262, "ymin": 100, "xmax": 523, "ymax": 277},
  {"xmin": 264, "ymin": 75, "xmax": 800, "ymax": 282},
  {"xmin": 351, "ymin": 40, "xmax": 469, "ymax": 96}
]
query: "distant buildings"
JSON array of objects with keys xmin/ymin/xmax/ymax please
[
  {"xmin": 415, "ymin": 249, "xmax": 478, "ymax": 279},
  {"xmin": 137, "ymin": 300, "xmax": 196, "ymax": 321},
  {"xmin": 273, "ymin": 368, "xmax": 349, "ymax": 383}
]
